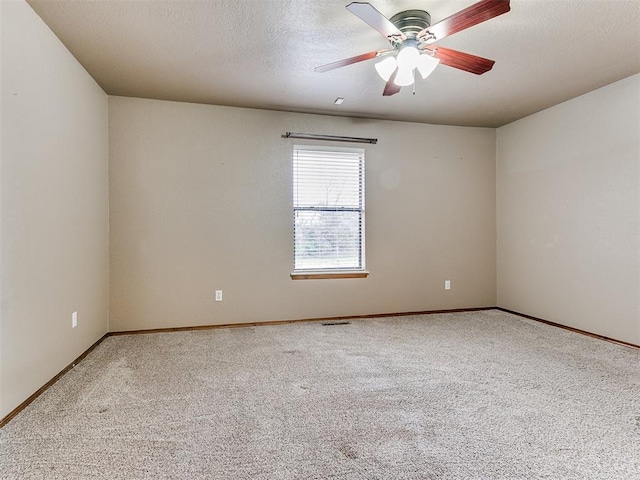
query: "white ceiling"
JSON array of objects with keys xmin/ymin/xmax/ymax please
[{"xmin": 27, "ymin": 0, "xmax": 640, "ymax": 127}]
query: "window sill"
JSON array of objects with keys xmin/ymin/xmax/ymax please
[{"xmin": 290, "ymin": 271, "xmax": 369, "ymax": 280}]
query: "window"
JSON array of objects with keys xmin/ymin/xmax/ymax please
[{"xmin": 292, "ymin": 145, "xmax": 367, "ymax": 278}]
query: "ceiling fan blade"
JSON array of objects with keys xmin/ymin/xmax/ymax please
[
  {"xmin": 418, "ymin": 0, "xmax": 510, "ymax": 43},
  {"xmin": 346, "ymin": 2, "xmax": 406, "ymax": 41},
  {"xmin": 315, "ymin": 49, "xmax": 392, "ymax": 73},
  {"xmin": 382, "ymin": 69, "xmax": 401, "ymax": 96},
  {"xmin": 424, "ymin": 46, "xmax": 495, "ymax": 75}
]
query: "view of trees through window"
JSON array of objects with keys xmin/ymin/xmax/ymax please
[{"xmin": 293, "ymin": 147, "xmax": 364, "ymax": 271}]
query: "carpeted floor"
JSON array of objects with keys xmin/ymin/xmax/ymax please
[{"xmin": 1, "ymin": 309, "xmax": 639, "ymax": 479}]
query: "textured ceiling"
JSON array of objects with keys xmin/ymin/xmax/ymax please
[{"xmin": 26, "ymin": 0, "xmax": 640, "ymax": 127}]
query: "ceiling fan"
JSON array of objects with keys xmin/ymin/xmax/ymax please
[{"xmin": 315, "ymin": 0, "xmax": 511, "ymax": 96}]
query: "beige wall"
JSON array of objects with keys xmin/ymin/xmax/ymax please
[
  {"xmin": 497, "ymin": 74, "xmax": 640, "ymax": 345},
  {"xmin": 0, "ymin": 0, "xmax": 109, "ymax": 418},
  {"xmin": 109, "ymin": 97, "xmax": 496, "ymax": 331}
]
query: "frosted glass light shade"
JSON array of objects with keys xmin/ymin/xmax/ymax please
[
  {"xmin": 394, "ymin": 67, "xmax": 415, "ymax": 86},
  {"xmin": 375, "ymin": 57, "xmax": 397, "ymax": 82},
  {"xmin": 396, "ymin": 46, "xmax": 420, "ymax": 70},
  {"xmin": 417, "ymin": 54, "xmax": 440, "ymax": 79}
]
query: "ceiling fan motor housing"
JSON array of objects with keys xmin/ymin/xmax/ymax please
[{"xmin": 389, "ymin": 9, "xmax": 431, "ymax": 40}]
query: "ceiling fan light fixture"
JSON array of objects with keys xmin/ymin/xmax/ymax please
[
  {"xmin": 375, "ymin": 56, "xmax": 397, "ymax": 81},
  {"xmin": 316, "ymin": 1, "xmax": 511, "ymax": 97},
  {"xmin": 394, "ymin": 66, "xmax": 415, "ymax": 87},
  {"xmin": 396, "ymin": 46, "xmax": 420, "ymax": 70},
  {"xmin": 417, "ymin": 54, "xmax": 440, "ymax": 79}
]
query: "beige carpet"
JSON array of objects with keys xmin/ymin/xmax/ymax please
[{"xmin": 1, "ymin": 309, "xmax": 639, "ymax": 479}]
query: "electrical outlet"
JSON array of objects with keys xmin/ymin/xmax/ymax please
[
  {"xmin": 72, "ymin": 311, "xmax": 78, "ymax": 328},
  {"xmin": 215, "ymin": 290, "xmax": 223, "ymax": 302},
  {"xmin": 444, "ymin": 280, "xmax": 451, "ymax": 290}
]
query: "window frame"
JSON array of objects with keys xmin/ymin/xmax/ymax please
[{"xmin": 291, "ymin": 144, "xmax": 368, "ymax": 280}]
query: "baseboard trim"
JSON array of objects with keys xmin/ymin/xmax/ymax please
[
  {"xmin": 108, "ymin": 307, "xmax": 496, "ymax": 336},
  {"xmin": 498, "ymin": 308, "xmax": 640, "ymax": 350},
  {"xmin": 0, "ymin": 333, "xmax": 109, "ymax": 429}
]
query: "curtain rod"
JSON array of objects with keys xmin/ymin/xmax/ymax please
[{"xmin": 282, "ymin": 132, "xmax": 377, "ymax": 144}]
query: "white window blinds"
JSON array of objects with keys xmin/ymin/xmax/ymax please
[{"xmin": 293, "ymin": 146, "xmax": 365, "ymax": 271}]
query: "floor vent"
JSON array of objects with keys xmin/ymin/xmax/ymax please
[{"xmin": 321, "ymin": 321, "xmax": 351, "ymax": 326}]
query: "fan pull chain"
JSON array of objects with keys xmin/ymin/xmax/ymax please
[{"xmin": 412, "ymin": 69, "xmax": 416, "ymax": 95}]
